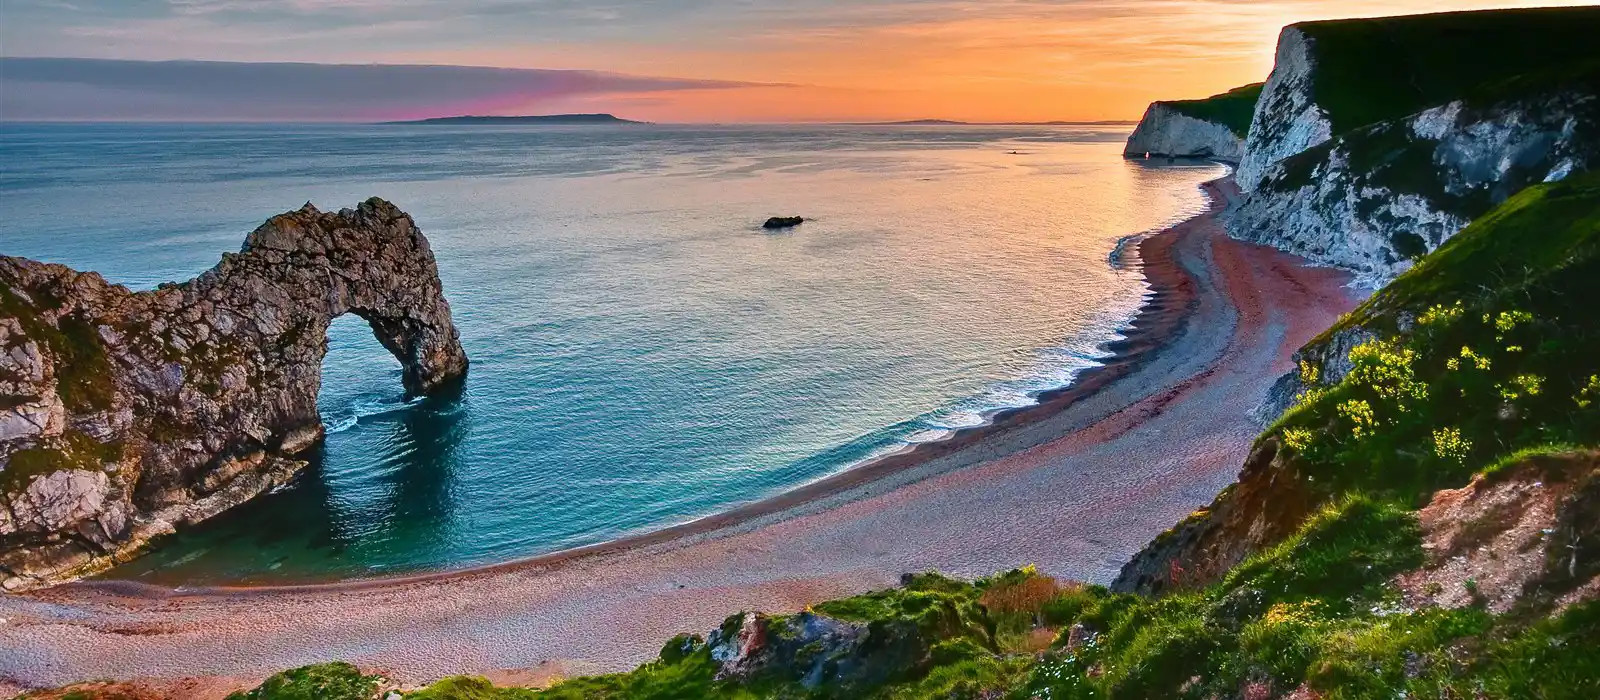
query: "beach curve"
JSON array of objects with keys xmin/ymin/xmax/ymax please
[{"xmin": 0, "ymin": 175, "xmax": 1362, "ymax": 696}]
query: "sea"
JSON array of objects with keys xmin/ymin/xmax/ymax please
[{"xmin": 0, "ymin": 122, "xmax": 1225, "ymax": 585}]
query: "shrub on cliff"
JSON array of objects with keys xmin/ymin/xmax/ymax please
[
  {"xmin": 225, "ymin": 662, "xmax": 383, "ymax": 700},
  {"xmin": 1271, "ymin": 172, "xmax": 1600, "ymax": 508}
]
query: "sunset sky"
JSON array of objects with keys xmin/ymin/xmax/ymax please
[{"xmin": 2, "ymin": 1, "xmax": 1595, "ymax": 122}]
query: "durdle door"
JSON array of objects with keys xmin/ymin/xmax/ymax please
[{"xmin": 0, "ymin": 198, "xmax": 468, "ymax": 591}]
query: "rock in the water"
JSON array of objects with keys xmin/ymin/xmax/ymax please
[
  {"xmin": 762, "ymin": 216, "xmax": 804, "ymax": 229},
  {"xmin": 0, "ymin": 198, "xmax": 468, "ymax": 590}
]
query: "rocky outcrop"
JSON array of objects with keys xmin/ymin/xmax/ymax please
[
  {"xmin": 1234, "ymin": 8, "xmax": 1600, "ymax": 195},
  {"xmin": 1124, "ymin": 84, "xmax": 1260, "ymax": 163},
  {"xmin": 684, "ymin": 601, "xmax": 987, "ymax": 694},
  {"xmin": 1228, "ymin": 80, "xmax": 1600, "ymax": 285},
  {"xmin": 1111, "ymin": 436, "xmax": 1315, "ymax": 595},
  {"xmin": 762, "ymin": 216, "xmax": 804, "ymax": 229},
  {"xmin": 1224, "ymin": 9, "xmax": 1600, "ymax": 286},
  {"xmin": 1124, "ymin": 105, "xmax": 1245, "ymax": 162},
  {"xmin": 0, "ymin": 198, "xmax": 468, "ymax": 590},
  {"xmin": 1394, "ymin": 453, "xmax": 1600, "ymax": 615}
]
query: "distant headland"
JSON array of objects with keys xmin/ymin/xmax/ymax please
[{"xmin": 390, "ymin": 113, "xmax": 647, "ymax": 125}]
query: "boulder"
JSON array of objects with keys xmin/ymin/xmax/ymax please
[{"xmin": 762, "ymin": 216, "xmax": 804, "ymax": 229}]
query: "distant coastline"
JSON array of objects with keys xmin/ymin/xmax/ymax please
[
  {"xmin": 388, "ymin": 113, "xmax": 647, "ymax": 125},
  {"xmin": 381, "ymin": 115, "xmax": 1138, "ymax": 127},
  {"xmin": 855, "ymin": 119, "xmax": 1140, "ymax": 126}
]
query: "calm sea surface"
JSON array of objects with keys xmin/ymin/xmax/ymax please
[{"xmin": 0, "ymin": 123, "xmax": 1224, "ymax": 584}]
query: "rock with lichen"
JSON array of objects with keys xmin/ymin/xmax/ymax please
[{"xmin": 0, "ymin": 198, "xmax": 468, "ymax": 591}]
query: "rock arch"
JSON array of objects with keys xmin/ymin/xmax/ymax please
[{"xmin": 0, "ymin": 198, "xmax": 468, "ymax": 590}]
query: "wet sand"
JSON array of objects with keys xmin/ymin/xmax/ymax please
[{"xmin": 0, "ymin": 177, "xmax": 1360, "ymax": 696}]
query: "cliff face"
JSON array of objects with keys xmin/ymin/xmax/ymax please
[
  {"xmin": 0, "ymin": 198, "xmax": 467, "ymax": 591},
  {"xmin": 1225, "ymin": 8, "xmax": 1600, "ymax": 288},
  {"xmin": 1123, "ymin": 105, "xmax": 1244, "ymax": 161},
  {"xmin": 1116, "ymin": 10, "xmax": 1600, "ymax": 606},
  {"xmin": 1228, "ymin": 80, "xmax": 1600, "ymax": 285},
  {"xmin": 1236, "ymin": 8, "xmax": 1600, "ymax": 195},
  {"xmin": 1235, "ymin": 27, "xmax": 1328, "ymax": 191},
  {"xmin": 1124, "ymin": 84, "xmax": 1260, "ymax": 162}
]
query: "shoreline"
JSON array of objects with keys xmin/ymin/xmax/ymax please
[
  {"xmin": 1, "ymin": 173, "xmax": 1362, "ymax": 695},
  {"xmin": 77, "ymin": 180, "xmax": 1214, "ymax": 599}
]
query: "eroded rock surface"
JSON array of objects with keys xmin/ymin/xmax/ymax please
[
  {"xmin": 1395, "ymin": 453, "xmax": 1600, "ymax": 614},
  {"xmin": 1234, "ymin": 26, "xmax": 1329, "ymax": 193},
  {"xmin": 691, "ymin": 608, "xmax": 964, "ymax": 694},
  {"xmin": 1228, "ymin": 84, "xmax": 1600, "ymax": 285},
  {"xmin": 0, "ymin": 198, "xmax": 467, "ymax": 590},
  {"xmin": 1123, "ymin": 103, "xmax": 1246, "ymax": 162},
  {"xmin": 1111, "ymin": 436, "xmax": 1315, "ymax": 595},
  {"xmin": 1223, "ymin": 9, "xmax": 1600, "ymax": 286}
]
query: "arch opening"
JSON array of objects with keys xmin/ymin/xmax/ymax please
[{"xmin": 317, "ymin": 313, "xmax": 409, "ymax": 436}]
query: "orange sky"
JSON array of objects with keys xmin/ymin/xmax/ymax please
[
  {"xmin": 377, "ymin": 1, "xmax": 1599, "ymax": 122},
  {"xmin": 5, "ymin": 1, "xmax": 1597, "ymax": 122}
]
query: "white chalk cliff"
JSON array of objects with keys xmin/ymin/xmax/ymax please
[
  {"xmin": 1175, "ymin": 16, "xmax": 1600, "ymax": 286},
  {"xmin": 1123, "ymin": 104, "xmax": 1245, "ymax": 162},
  {"xmin": 1227, "ymin": 87, "xmax": 1600, "ymax": 285},
  {"xmin": 1234, "ymin": 27, "xmax": 1332, "ymax": 193}
]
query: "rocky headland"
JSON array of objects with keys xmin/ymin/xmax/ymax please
[
  {"xmin": 1122, "ymin": 83, "xmax": 1261, "ymax": 162},
  {"xmin": 1225, "ymin": 9, "xmax": 1600, "ymax": 285},
  {"xmin": 0, "ymin": 198, "xmax": 467, "ymax": 591}
]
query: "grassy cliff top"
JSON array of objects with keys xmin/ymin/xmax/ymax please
[
  {"xmin": 1159, "ymin": 83, "xmax": 1263, "ymax": 138},
  {"xmin": 1296, "ymin": 6, "xmax": 1600, "ymax": 135}
]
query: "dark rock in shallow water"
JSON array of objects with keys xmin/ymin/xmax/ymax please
[
  {"xmin": 763, "ymin": 216, "xmax": 804, "ymax": 229},
  {"xmin": 0, "ymin": 198, "xmax": 468, "ymax": 591}
]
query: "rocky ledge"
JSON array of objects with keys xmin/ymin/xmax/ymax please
[{"xmin": 0, "ymin": 198, "xmax": 468, "ymax": 591}]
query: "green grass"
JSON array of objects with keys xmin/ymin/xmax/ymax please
[
  {"xmin": 1471, "ymin": 600, "xmax": 1600, "ymax": 699},
  {"xmin": 1297, "ymin": 6, "xmax": 1600, "ymax": 135},
  {"xmin": 1348, "ymin": 172, "xmax": 1600, "ymax": 325},
  {"xmin": 811, "ymin": 572, "xmax": 995, "ymax": 652},
  {"xmin": 1161, "ymin": 83, "xmax": 1263, "ymax": 138},
  {"xmin": 1307, "ymin": 607, "xmax": 1493, "ymax": 698},
  {"xmin": 1219, "ymin": 496, "xmax": 1423, "ymax": 612},
  {"xmin": 224, "ymin": 662, "xmax": 382, "ymax": 700},
  {"xmin": 1257, "ymin": 176, "xmax": 1600, "ymax": 512}
]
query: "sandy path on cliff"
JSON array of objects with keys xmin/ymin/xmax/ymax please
[{"xmin": 0, "ymin": 179, "xmax": 1359, "ymax": 695}]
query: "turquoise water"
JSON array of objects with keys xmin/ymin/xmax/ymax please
[{"xmin": 0, "ymin": 123, "xmax": 1224, "ymax": 585}]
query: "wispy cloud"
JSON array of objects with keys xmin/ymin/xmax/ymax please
[{"xmin": 0, "ymin": 58, "xmax": 778, "ymax": 121}]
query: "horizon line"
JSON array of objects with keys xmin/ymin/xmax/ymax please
[{"xmin": 0, "ymin": 118, "xmax": 1142, "ymax": 126}]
